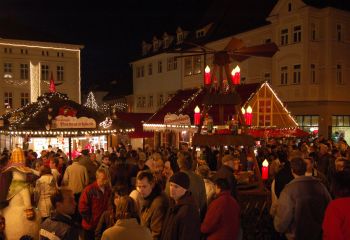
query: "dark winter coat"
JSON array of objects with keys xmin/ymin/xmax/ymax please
[
  {"xmin": 160, "ymin": 191, "xmax": 200, "ymax": 240},
  {"xmin": 40, "ymin": 212, "xmax": 80, "ymax": 240}
]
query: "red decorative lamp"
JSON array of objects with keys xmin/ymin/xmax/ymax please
[
  {"xmin": 262, "ymin": 159, "xmax": 269, "ymax": 180},
  {"xmin": 231, "ymin": 65, "xmax": 240, "ymax": 85},
  {"xmin": 194, "ymin": 106, "xmax": 201, "ymax": 125},
  {"xmin": 246, "ymin": 105, "xmax": 252, "ymax": 126},
  {"xmin": 204, "ymin": 65, "xmax": 211, "ymax": 85}
]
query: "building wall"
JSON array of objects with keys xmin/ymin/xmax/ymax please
[
  {"xmin": 132, "ymin": 53, "xmax": 181, "ymax": 113},
  {"xmin": 0, "ymin": 39, "xmax": 82, "ymax": 114},
  {"xmin": 132, "ymin": 0, "xmax": 350, "ymax": 138}
]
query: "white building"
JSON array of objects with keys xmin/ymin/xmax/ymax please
[
  {"xmin": 131, "ymin": 0, "xmax": 350, "ymax": 140},
  {"xmin": 0, "ymin": 38, "xmax": 83, "ymax": 114}
]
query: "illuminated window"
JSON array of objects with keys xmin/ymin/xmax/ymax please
[
  {"xmin": 41, "ymin": 65, "xmax": 49, "ymax": 81},
  {"xmin": 4, "ymin": 63, "xmax": 13, "ymax": 78},
  {"xmin": 293, "ymin": 64, "xmax": 301, "ymax": 84},
  {"xmin": 281, "ymin": 29, "xmax": 288, "ymax": 45},
  {"xmin": 57, "ymin": 66, "xmax": 64, "ymax": 81},
  {"xmin": 296, "ymin": 115, "xmax": 319, "ymax": 132},
  {"xmin": 20, "ymin": 63, "xmax": 29, "ymax": 80},
  {"xmin": 293, "ymin": 25, "xmax": 302, "ymax": 43},
  {"xmin": 332, "ymin": 116, "xmax": 350, "ymax": 127},
  {"xmin": 184, "ymin": 56, "xmax": 201, "ymax": 76},
  {"xmin": 280, "ymin": 66, "xmax": 288, "ymax": 85},
  {"xmin": 4, "ymin": 92, "xmax": 13, "ymax": 108},
  {"xmin": 20, "ymin": 92, "xmax": 29, "ymax": 107}
]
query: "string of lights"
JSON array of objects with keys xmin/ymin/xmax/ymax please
[{"xmin": 84, "ymin": 91, "xmax": 99, "ymax": 111}]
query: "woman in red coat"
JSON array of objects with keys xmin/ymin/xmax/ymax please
[
  {"xmin": 201, "ymin": 178, "xmax": 240, "ymax": 240},
  {"xmin": 323, "ymin": 169, "xmax": 350, "ymax": 240}
]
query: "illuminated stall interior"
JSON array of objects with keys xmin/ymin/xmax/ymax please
[{"xmin": 0, "ymin": 92, "xmax": 134, "ymax": 157}]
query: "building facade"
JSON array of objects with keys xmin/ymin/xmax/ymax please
[
  {"xmin": 0, "ymin": 38, "xmax": 83, "ymax": 115},
  {"xmin": 131, "ymin": 0, "xmax": 350, "ymax": 140}
]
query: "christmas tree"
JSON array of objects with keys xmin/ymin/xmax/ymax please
[{"xmin": 84, "ymin": 91, "xmax": 99, "ymax": 111}]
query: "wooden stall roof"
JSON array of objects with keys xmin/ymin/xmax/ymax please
[
  {"xmin": 192, "ymin": 133, "xmax": 255, "ymax": 146},
  {"xmin": 145, "ymin": 83, "xmax": 261, "ymax": 126}
]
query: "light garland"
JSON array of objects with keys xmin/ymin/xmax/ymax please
[
  {"xmin": 177, "ymin": 88, "xmax": 203, "ymax": 114},
  {"xmin": 99, "ymin": 117, "xmax": 113, "ymax": 129},
  {"xmin": 0, "ymin": 128, "xmax": 135, "ymax": 136},
  {"xmin": 112, "ymin": 102, "xmax": 128, "ymax": 111},
  {"xmin": 4, "ymin": 78, "xmax": 29, "ymax": 86},
  {"xmin": 30, "ymin": 61, "xmax": 40, "ymax": 102},
  {"xmin": 143, "ymin": 123, "xmax": 197, "ymax": 132},
  {"xmin": 84, "ymin": 92, "xmax": 99, "ymax": 111},
  {"xmin": 99, "ymin": 103, "xmax": 111, "ymax": 113}
]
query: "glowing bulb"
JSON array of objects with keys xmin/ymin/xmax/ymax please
[
  {"xmin": 262, "ymin": 159, "xmax": 269, "ymax": 167},
  {"xmin": 241, "ymin": 107, "xmax": 246, "ymax": 114},
  {"xmin": 247, "ymin": 106, "xmax": 252, "ymax": 114},
  {"xmin": 194, "ymin": 106, "xmax": 200, "ymax": 113},
  {"xmin": 205, "ymin": 65, "xmax": 210, "ymax": 73}
]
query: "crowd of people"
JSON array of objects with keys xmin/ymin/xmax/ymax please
[{"xmin": 0, "ymin": 135, "xmax": 348, "ymax": 240}]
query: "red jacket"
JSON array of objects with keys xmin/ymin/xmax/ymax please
[
  {"xmin": 323, "ymin": 197, "xmax": 350, "ymax": 240},
  {"xmin": 79, "ymin": 181, "xmax": 111, "ymax": 230},
  {"xmin": 201, "ymin": 191, "xmax": 240, "ymax": 240}
]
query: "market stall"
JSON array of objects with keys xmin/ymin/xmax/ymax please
[
  {"xmin": 0, "ymin": 92, "xmax": 134, "ymax": 158},
  {"xmin": 241, "ymin": 82, "xmax": 309, "ymax": 139}
]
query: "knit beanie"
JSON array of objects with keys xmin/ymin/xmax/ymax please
[{"xmin": 169, "ymin": 172, "xmax": 190, "ymax": 190}]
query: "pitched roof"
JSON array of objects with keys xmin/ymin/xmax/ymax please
[
  {"xmin": 116, "ymin": 112, "xmax": 153, "ymax": 138},
  {"xmin": 145, "ymin": 83, "xmax": 261, "ymax": 125}
]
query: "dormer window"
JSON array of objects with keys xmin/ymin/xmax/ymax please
[
  {"xmin": 142, "ymin": 41, "xmax": 152, "ymax": 56},
  {"xmin": 163, "ymin": 32, "xmax": 170, "ymax": 49},
  {"xmin": 176, "ymin": 27, "xmax": 184, "ymax": 44},
  {"xmin": 196, "ymin": 30, "xmax": 205, "ymax": 38},
  {"xmin": 177, "ymin": 33, "xmax": 183, "ymax": 44},
  {"xmin": 153, "ymin": 37, "xmax": 159, "ymax": 52}
]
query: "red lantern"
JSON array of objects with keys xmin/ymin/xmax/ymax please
[
  {"xmin": 204, "ymin": 65, "xmax": 211, "ymax": 85},
  {"xmin": 231, "ymin": 65, "xmax": 240, "ymax": 85},
  {"xmin": 194, "ymin": 106, "xmax": 201, "ymax": 125}
]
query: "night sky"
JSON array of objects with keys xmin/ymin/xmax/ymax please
[{"xmin": 0, "ymin": 0, "xmax": 348, "ymax": 96}]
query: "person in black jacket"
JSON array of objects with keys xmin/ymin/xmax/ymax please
[
  {"xmin": 40, "ymin": 188, "xmax": 81, "ymax": 240},
  {"xmin": 160, "ymin": 172, "xmax": 200, "ymax": 240}
]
